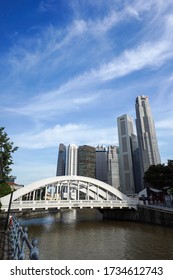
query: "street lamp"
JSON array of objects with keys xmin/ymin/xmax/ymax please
[{"xmin": 0, "ymin": 144, "xmax": 4, "ymax": 182}]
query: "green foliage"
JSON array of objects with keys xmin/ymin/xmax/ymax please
[
  {"xmin": 168, "ymin": 188, "xmax": 173, "ymax": 196},
  {"xmin": 144, "ymin": 163, "xmax": 173, "ymax": 189},
  {"xmin": 0, "ymin": 127, "xmax": 18, "ymax": 182},
  {"xmin": 0, "ymin": 182, "xmax": 12, "ymax": 198}
]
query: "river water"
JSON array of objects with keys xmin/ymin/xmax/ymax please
[{"xmin": 20, "ymin": 209, "xmax": 173, "ymax": 260}]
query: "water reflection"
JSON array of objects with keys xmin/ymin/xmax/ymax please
[{"xmin": 19, "ymin": 209, "xmax": 173, "ymax": 260}]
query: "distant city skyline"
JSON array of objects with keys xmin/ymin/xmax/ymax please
[
  {"xmin": 56, "ymin": 95, "xmax": 160, "ymax": 195},
  {"xmin": 1, "ymin": 1, "xmax": 173, "ymax": 185},
  {"xmin": 56, "ymin": 143, "xmax": 120, "ymax": 191}
]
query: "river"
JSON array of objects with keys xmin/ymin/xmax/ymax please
[{"xmin": 20, "ymin": 209, "xmax": 173, "ymax": 260}]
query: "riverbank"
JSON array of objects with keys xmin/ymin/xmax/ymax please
[{"xmin": 101, "ymin": 204, "xmax": 173, "ymax": 227}]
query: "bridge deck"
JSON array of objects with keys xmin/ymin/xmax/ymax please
[{"xmin": 2, "ymin": 199, "xmax": 138, "ymax": 211}]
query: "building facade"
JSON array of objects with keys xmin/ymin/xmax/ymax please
[
  {"xmin": 107, "ymin": 145, "xmax": 120, "ymax": 189},
  {"xmin": 135, "ymin": 95, "xmax": 161, "ymax": 183},
  {"xmin": 117, "ymin": 114, "xmax": 136, "ymax": 195},
  {"xmin": 131, "ymin": 134, "xmax": 143, "ymax": 193},
  {"xmin": 78, "ymin": 145, "xmax": 96, "ymax": 178},
  {"xmin": 66, "ymin": 144, "xmax": 78, "ymax": 176},
  {"xmin": 95, "ymin": 145, "xmax": 108, "ymax": 183},
  {"xmin": 56, "ymin": 143, "xmax": 66, "ymax": 176}
]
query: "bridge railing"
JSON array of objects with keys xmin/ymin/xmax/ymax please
[
  {"xmin": 8, "ymin": 215, "xmax": 39, "ymax": 260},
  {"xmin": 2, "ymin": 199, "xmax": 139, "ymax": 211}
]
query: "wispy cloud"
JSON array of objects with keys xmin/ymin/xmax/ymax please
[
  {"xmin": 1, "ymin": 0, "xmax": 171, "ymax": 91},
  {"xmin": 3, "ymin": 10, "xmax": 173, "ymax": 120},
  {"xmin": 12, "ymin": 123, "xmax": 117, "ymax": 149},
  {"xmin": 156, "ymin": 119, "xmax": 173, "ymax": 130},
  {"xmin": 1, "ymin": 0, "xmax": 173, "ymax": 185},
  {"xmin": 2, "ymin": 89, "xmax": 98, "ymax": 119},
  {"xmin": 96, "ymin": 40, "xmax": 173, "ymax": 81},
  {"xmin": 38, "ymin": 0, "xmax": 56, "ymax": 13},
  {"xmin": 2, "ymin": 1, "xmax": 149, "ymax": 76}
]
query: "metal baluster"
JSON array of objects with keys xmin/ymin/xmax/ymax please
[
  {"xmin": 30, "ymin": 239, "xmax": 39, "ymax": 260},
  {"xmin": 8, "ymin": 214, "xmax": 39, "ymax": 260}
]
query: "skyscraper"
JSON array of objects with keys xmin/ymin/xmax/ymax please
[
  {"xmin": 95, "ymin": 145, "xmax": 108, "ymax": 183},
  {"xmin": 66, "ymin": 144, "xmax": 78, "ymax": 175},
  {"xmin": 78, "ymin": 145, "xmax": 96, "ymax": 178},
  {"xmin": 131, "ymin": 134, "xmax": 143, "ymax": 193},
  {"xmin": 117, "ymin": 114, "xmax": 136, "ymax": 195},
  {"xmin": 56, "ymin": 143, "xmax": 66, "ymax": 176},
  {"xmin": 135, "ymin": 96, "xmax": 161, "ymax": 180},
  {"xmin": 107, "ymin": 145, "xmax": 120, "ymax": 189}
]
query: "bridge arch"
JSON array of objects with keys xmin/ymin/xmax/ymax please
[{"xmin": 0, "ymin": 176, "xmax": 136, "ymax": 210}]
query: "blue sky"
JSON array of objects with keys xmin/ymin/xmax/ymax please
[{"xmin": 1, "ymin": 0, "xmax": 173, "ymax": 185}]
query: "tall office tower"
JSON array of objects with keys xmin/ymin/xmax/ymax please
[
  {"xmin": 56, "ymin": 143, "xmax": 66, "ymax": 176},
  {"xmin": 107, "ymin": 145, "xmax": 120, "ymax": 189},
  {"xmin": 66, "ymin": 144, "xmax": 78, "ymax": 175},
  {"xmin": 117, "ymin": 114, "xmax": 136, "ymax": 195},
  {"xmin": 78, "ymin": 145, "xmax": 96, "ymax": 178},
  {"xmin": 131, "ymin": 134, "xmax": 143, "ymax": 193},
  {"xmin": 135, "ymin": 96, "xmax": 161, "ymax": 181},
  {"xmin": 95, "ymin": 145, "xmax": 108, "ymax": 183}
]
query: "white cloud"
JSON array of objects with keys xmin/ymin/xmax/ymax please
[
  {"xmin": 12, "ymin": 123, "xmax": 117, "ymax": 149},
  {"xmin": 3, "ymin": 21, "xmax": 173, "ymax": 121},
  {"xmin": 39, "ymin": 0, "xmax": 55, "ymax": 13},
  {"xmin": 156, "ymin": 119, "xmax": 173, "ymax": 129},
  {"xmin": 7, "ymin": 10, "xmax": 173, "ymax": 97},
  {"xmin": 3, "ymin": 1, "xmax": 147, "ymax": 75},
  {"xmin": 2, "ymin": 89, "xmax": 98, "ymax": 119},
  {"xmin": 3, "ymin": 0, "xmax": 172, "ymax": 91},
  {"xmin": 96, "ymin": 41, "xmax": 173, "ymax": 81}
]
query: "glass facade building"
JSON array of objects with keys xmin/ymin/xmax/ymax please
[
  {"xmin": 117, "ymin": 114, "xmax": 136, "ymax": 195},
  {"xmin": 56, "ymin": 143, "xmax": 66, "ymax": 176},
  {"xmin": 95, "ymin": 145, "xmax": 108, "ymax": 184}
]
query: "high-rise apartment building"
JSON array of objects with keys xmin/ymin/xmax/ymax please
[
  {"xmin": 56, "ymin": 143, "xmax": 66, "ymax": 176},
  {"xmin": 78, "ymin": 145, "xmax": 96, "ymax": 178},
  {"xmin": 66, "ymin": 144, "xmax": 78, "ymax": 175},
  {"xmin": 107, "ymin": 145, "xmax": 120, "ymax": 189},
  {"xmin": 117, "ymin": 114, "xmax": 136, "ymax": 195},
  {"xmin": 95, "ymin": 145, "xmax": 108, "ymax": 183},
  {"xmin": 135, "ymin": 96, "xmax": 161, "ymax": 181}
]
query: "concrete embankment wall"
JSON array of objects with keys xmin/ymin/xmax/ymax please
[
  {"xmin": 0, "ymin": 208, "xmax": 59, "ymax": 219},
  {"xmin": 101, "ymin": 205, "xmax": 173, "ymax": 227}
]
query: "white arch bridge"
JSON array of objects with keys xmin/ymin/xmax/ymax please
[{"xmin": 0, "ymin": 176, "xmax": 138, "ymax": 211}]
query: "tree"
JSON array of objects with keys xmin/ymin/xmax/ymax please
[
  {"xmin": 0, "ymin": 182, "xmax": 12, "ymax": 198},
  {"xmin": 144, "ymin": 163, "xmax": 173, "ymax": 190},
  {"xmin": 0, "ymin": 127, "xmax": 18, "ymax": 183}
]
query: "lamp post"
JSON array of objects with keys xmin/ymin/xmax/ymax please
[
  {"xmin": 0, "ymin": 145, "xmax": 3, "ymax": 182},
  {"xmin": 0, "ymin": 144, "xmax": 4, "ymax": 183}
]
